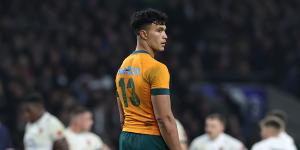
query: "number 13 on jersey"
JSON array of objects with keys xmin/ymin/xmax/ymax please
[{"xmin": 118, "ymin": 77, "xmax": 140, "ymax": 107}]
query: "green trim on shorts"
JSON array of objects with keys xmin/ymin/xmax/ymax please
[{"xmin": 119, "ymin": 131, "xmax": 168, "ymax": 150}]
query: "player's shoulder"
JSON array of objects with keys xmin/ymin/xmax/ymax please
[
  {"xmin": 223, "ymin": 133, "xmax": 243, "ymax": 145},
  {"xmin": 191, "ymin": 134, "xmax": 209, "ymax": 144},
  {"xmin": 46, "ymin": 113, "xmax": 61, "ymax": 123},
  {"xmin": 251, "ymin": 138, "xmax": 274, "ymax": 150},
  {"xmin": 120, "ymin": 50, "xmax": 163, "ymax": 68},
  {"xmin": 149, "ymin": 60, "xmax": 168, "ymax": 74},
  {"xmin": 44, "ymin": 112, "xmax": 64, "ymax": 128},
  {"xmin": 280, "ymin": 132, "xmax": 294, "ymax": 143},
  {"xmin": 189, "ymin": 134, "xmax": 208, "ymax": 150},
  {"xmin": 155, "ymin": 61, "xmax": 168, "ymax": 69},
  {"xmin": 86, "ymin": 132, "xmax": 104, "ymax": 148},
  {"xmin": 84, "ymin": 132, "xmax": 102, "ymax": 141},
  {"xmin": 251, "ymin": 140, "xmax": 267, "ymax": 150},
  {"xmin": 139, "ymin": 53, "xmax": 166, "ymax": 69},
  {"xmin": 142, "ymin": 59, "xmax": 169, "ymax": 80}
]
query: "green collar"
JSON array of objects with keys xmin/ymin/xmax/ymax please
[{"xmin": 132, "ymin": 50, "xmax": 150, "ymax": 55}]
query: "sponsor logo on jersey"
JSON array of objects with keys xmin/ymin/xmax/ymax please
[{"xmin": 118, "ymin": 66, "xmax": 140, "ymax": 75}]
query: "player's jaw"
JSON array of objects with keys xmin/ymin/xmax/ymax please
[
  {"xmin": 160, "ymin": 40, "xmax": 167, "ymax": 51},
  {"xmin": 147, "ymin": 38, "xmax": 166, "ymax": 52},
  {"xmin": 157, "ymin": 32, "xmax": 167, "ymax": 51}
]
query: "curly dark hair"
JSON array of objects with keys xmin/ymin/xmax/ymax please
[{"xmin": 130, "ymin": 8, "xmax": 168, "ymax": 35}]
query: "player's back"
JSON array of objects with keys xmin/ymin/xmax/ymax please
[{"xmin": 116, "ymin": 50, "xmax": 170, "ymax": 136}]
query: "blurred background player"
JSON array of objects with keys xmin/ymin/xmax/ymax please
[
  {"xmin": 21, "ymin": 93, "xmax": 68, "ymax": 150},
  {"xmin": 189, "ymin": 113, "xmax": 245, "ymax": 150},
  {"xmin": 0, "ymin": 122, "xmax": 13, "ymax": 150},
  {"xmin": 251, "ymin": 117, "xmax": 297, "ymax": 150},
  {"xmin": 64, "ymin": 105, "xmax": 110, "ymax": 150},
  {"xmin": 176, "ymin": 119, "xmax": 188, "ymax": 150},
  {"xmin": 267, "ymin": 109, "xmax": 296, "ymax": 145},
  {"xmin": 115, "ymin": 8, "xmax": 181, "ymax": 150}
]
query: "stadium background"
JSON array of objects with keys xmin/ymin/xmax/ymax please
[{"xmin": 0, "ymin": 0, "xmax": 300, "ymax": 149}]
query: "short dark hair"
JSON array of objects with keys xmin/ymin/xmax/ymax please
[
  {"xmin": 69, "ymin": 105, "xmax": 89, "ymax": 119},
  {"xmin": 130, "ymin": 8, "xmax": 168, "ymax": 35},
  {"xmin": 206, "ymin": 113, "xmax": 226, "ymax": 125},
  {"xmin": 23, "ymin": 92, "xmax": 44, "ymax": 104},
  {"xmin": 260, "ymin": 117, "xmax": 283, "ymax": 130},
  {"xmin": 267, "ymin": 109, "xmax": 287, "ymax": 123}
]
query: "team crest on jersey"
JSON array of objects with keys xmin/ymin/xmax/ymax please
[
  {"xmin": 86, "ymin": 139, "xmax": 91, "ymax": 145},
  {"xmin": 38, "ymin": 128, "xmax": 43, "ymax": 134}
]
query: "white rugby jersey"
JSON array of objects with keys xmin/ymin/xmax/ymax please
[
  {"xmin": 189, "ymin": 133, "xmax": 245, "ymax": 150},
  {"xmin": 251, "ymin": 136, "xmax": 297, "ymax": 150},
  {"xmin": 64, "ymin": 128, "xmax": 104, "ymax": 150},
  {"xmin": 280, "ymin": 131, "xmax": 295, "ymax": 145},
  {"xmin": 24, "ymin": 112, "xmax": 65, "ymax": 150},
  {"xmin": 176, "ymin": 119, "xmax": 188, "ymax": 144}
]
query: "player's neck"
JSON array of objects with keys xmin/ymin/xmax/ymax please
[
  {"xmin": 209, "ymin": 133, "xmax": 223, "ymax": 141},
  {"xmin": 269, "ymin": 132, "xmax": 280, "ymax": 138},
  {"xmin": 32, "ymin": 110, "xmax": 45, "ymax": 123},
  {"xmin": 136, "ymin": 40, "xmax": 155, "ymax": 57},
  {"xmin": 69, "ymin": 125, "xmax": 82, "ymax": 133}
]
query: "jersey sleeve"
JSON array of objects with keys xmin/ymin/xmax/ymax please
[
  {"xmin": 49, "ymin": 118, "xmax": 65, "ymax": 141},
  {"xmin": 149, "ymin": 63, "xmax": 170, "ymax": 95}
]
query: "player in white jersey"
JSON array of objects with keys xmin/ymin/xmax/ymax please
[
  {"xmin": 189, "ymin": 113, "xmax": 245, "ymax": 150},
  {"xmin": 22, "ymin": 93, "xmax": 68, "ymax": 150},
  {"xmin": 251, "ymin": 117, "xmax": 297, "ymax": 150},
  {"xmin": 64, "ymin": 105, "xmax": 110, "ymax": 150},
  {"xmin": 267, "ymin": 109, "xmax": 296, "ymax": 145},
  {"xmin": 176, "ymin": 119, "xmax": 188, "ymax": 150}
]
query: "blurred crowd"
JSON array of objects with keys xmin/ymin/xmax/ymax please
[{"xmin": 1, "ymin": 0, "xmax": 300, "ymax": 149}]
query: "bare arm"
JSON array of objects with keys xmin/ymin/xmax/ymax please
[
  {"xmin": 152, "ymin": 95, "xmax": 181, "ymax": 150},
  {"xmin": 180, "ymin": 143, "xmax": 188, "ymax": 150}
]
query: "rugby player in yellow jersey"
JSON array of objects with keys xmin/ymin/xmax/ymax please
[{"xmin": 115, "ymin": 8, "xmax": 181, "ymax": 150}]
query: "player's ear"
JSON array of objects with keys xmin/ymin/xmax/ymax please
[{"xmin": 139, "ymin": 30, "xmax": 148, "ymax": 40}]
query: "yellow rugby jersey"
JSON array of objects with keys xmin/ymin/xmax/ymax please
[{"xmin": 115, "ymin": 50, "xmax": 170, "ymax": 136}]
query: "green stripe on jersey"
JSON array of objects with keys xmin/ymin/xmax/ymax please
[{"xmin": 151, "ymin": 88, "xmax": 170, "ymax": 95}]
